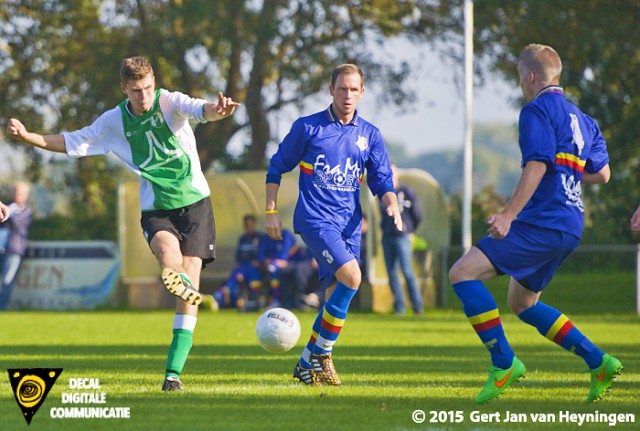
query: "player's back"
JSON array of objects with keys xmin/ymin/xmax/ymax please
[{"xmin": 517, "ymin": 87, "xmax": 609, "ymax": 237}]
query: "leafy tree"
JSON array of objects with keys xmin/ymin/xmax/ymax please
[
  {"xmin": 1, "ymin": 0, "xmax": 462, "ymax": 238},
  {"xmin": 2, "ymin": 0, "xmax": 460, "ymax": 169},
  {"xmin": 448, "ymin": 185, "xmax": 506, "ymax": 248}
]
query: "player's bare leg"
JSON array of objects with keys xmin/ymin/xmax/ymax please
[{"xmin": 153, "ymin": 232, "xmax": 202, "ymax": 306}]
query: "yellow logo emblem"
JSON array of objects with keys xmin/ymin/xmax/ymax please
[{"xmin": 8, "ymin": 368, "xmax": 63, "ymax": 425}]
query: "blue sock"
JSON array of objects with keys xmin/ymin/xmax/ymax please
[
  {"xmin": 311, "ymin": 282, "xmax": 357, "ymax": 355},
  {"xmin": 213, "ymin": 287, "xmax": 229, "ymax": 306},
  {"xmin": 299, "ymin": 312, "xmax": 322, "ymax": 368},
  {"xmin": 452, "ymin": 280, "xmax": 514, "ymax": 369},
  {"xmin": 518, "ymin": 301, "xmax": 604, "ymax": 369}
]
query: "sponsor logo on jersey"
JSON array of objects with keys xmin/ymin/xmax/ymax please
[
  {"xmin": 561, "ymin": 173, "xmax": 584, "ymax": 212},
  {"xmin": 140, "ymin": 111, "xmax": 165, "ymax": 129},
  {"xmin": 311, "ymin": 154, "xmax": 361, "ymax": 192}
]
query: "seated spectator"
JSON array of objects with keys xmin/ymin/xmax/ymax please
[
  {"xmin": 258, "ymin": 228, "xmax": 295, "ymax": 308},
  {"xmin": 203, "ymin": 214, "xmax": 262, "ymax": 311},
  {"xmin": 280, "ymin": 236, "xmax": 317, "ymax": 309}
]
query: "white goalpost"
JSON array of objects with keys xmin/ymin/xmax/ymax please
[{"xmin": 462, "ymin": 0, "xmax": 474, "ymax": 253}]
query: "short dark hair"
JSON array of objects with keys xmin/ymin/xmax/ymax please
[
  {"xmin": 243, "ymin": 214, "xmax": 257, "ymax": 224},
  {"xmin": 331, "ymin": 64, "xmax": 364, "ymax": 87},
  {"xmin": 120, "ymin": 56, "xmax": 154, "ymax": 83}
]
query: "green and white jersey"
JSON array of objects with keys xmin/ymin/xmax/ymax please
[{"xmin": 63, "ymin": 89, "xmax": 210, "ymax": 211}]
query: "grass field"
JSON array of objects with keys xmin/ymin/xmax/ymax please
[{"xmin": 0, "ymin": 272, "xmax": 638, "ymax": 430}]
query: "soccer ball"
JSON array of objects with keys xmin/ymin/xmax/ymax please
[{"xmin": 255, "ymin": 308, "xmax": 301, "ymax": 353}]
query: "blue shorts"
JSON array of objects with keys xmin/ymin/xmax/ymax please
[
  {"xmin": 300, "ymin": 227, "xmax": 361, "ymax": 282},
  {"xmin": 476, "ymin": 221, "xmax": 580, "ymax": 292}
]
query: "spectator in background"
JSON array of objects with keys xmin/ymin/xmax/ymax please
[
  {"xmin": 350, "ymin": 214, "xmax": 369, "ymax": 310},
  {"xmin": 380, "ymin": 163, "xmax": 423, "ymax": 315},
  {"xmin": 359, "ymin": 214, "xmax": 369, "ymax": 282},
  {"xmin": 0, "ymin": 181, "xmax": 33, "ymax": 310},
  {"xmin": 630, "ymin": 205, "xmax": 640, "ymax": 231},
  {"xmin": 258, "ymin": 228, "xmax": 295, "ymax": 308},
  {"xmin": 203, "ymin": 214, "xmax": 262, "ymax": 311},
  {"xmin": 0, "ymin": 201, "xmax": 8, "ymax": 223},
  {"xmin": 280, "ymin": 236, "xmax": 317, "ymax": 310}
]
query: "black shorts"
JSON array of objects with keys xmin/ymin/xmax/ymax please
[{"xmin": 140, "ymin": 197, "xmax": 216, "ymax": 268}]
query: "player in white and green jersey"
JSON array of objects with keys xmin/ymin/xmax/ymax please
[{"xmin": 7, "ymin": 56, "xmax": 240, "ymax": 391}]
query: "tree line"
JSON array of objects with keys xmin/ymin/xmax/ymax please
[{"xmin": 2, "ymin": 1, "xmax": 638, "ymax": 244}]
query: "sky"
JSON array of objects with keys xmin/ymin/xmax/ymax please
[
  {"xmin": 260, "ymin": 42, "xmax": 523, "ymax": 158},
  {"xmin": 360, "ymin": 67, "xmax": 522, "ymax": 155}
]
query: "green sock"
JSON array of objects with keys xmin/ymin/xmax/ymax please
[
  {"xmin": 165, "ymin": 329, "xmax": 193, "ymax": 379},
  {"xmin": 179, "ymin": 272, "xmax": 194, "ymax": 287}
]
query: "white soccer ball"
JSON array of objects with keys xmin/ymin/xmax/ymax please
[{"xmin": 255, "ymin": 308, "xmax": 301, "ymax": 353}]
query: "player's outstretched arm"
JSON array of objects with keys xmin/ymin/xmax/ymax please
[
  {"xmin": 631, "ymin": 204, "xmax": 640, "ymax": 232},
  {"xmin": 203, "ymin": 92, "xmax": 241, "ymax": 121},
  {"xmin": 381, "ymin": 191, "xmax": 403, "ymax": 233},
  {"xmin": 6, "ymin": 118, "xmax": 66, "ymax": 153},
  {"xmin": 0, "ymin": 201, "xmax": 9, "ymax": 222}
]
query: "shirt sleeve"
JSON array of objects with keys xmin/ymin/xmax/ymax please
[
  {"xmin": 584, "ymin": 116, "xmax": 609, "ymax": 174},
  {"xmin": 266, "ymin": 118, "xmax": 308, "ymax": 185},
  {"xmin": 162, "ymin": 89, "xmax": 208, "ymax": 123},
  {"xmin": 63, "ymin": 111, "xmax": 113, "ymax": 158},
  {"xmin": 365, "ymin": 130, "xmax": 395, "ymax": 199},
  {"xmin": 518, "ymin": 105, "xmax": 556, "ymax": 167}
]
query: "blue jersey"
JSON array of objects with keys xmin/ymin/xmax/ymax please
[
  {"xmin": 517, "ymin": 86, "xmax": 609, "ymax": 238},
  {"xmin": 235, "ymin": 232, "xmax": 261, "ymax": 264},
  {"xmin": 266, "ymin": 105, "xmax": 394, "ymax": 237},
  {"xmin": 258, "ymin": 229, "xmax": 296, "ymax": 262}
]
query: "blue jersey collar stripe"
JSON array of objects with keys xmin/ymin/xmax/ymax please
[
  {"xmin": 326, "ymin": 105, "xmax": 336, "ymax": 122},
  {"xmin": 327, "ymin": 104, "xmax": 359, "ymax": 126},
  {"xmin": 535, "ymin": 85, "xmax": 564, "ymax": 100}
]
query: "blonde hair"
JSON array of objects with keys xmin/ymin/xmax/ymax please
[
  {"xmin": 120, "ymin": 56, "xmax": 154, "ymax": 83},
  {"xmin": 519, "ymin": 44, "xmax": 562, "ymax": 84},
  {"xmin": 331, "ymin": 64, "xmax": 364, "ymax": 87}
]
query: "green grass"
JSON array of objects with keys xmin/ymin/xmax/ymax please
[
  {"xmin": 0, "ymin": 308, "xmax": 638, "ymax": 431},
  {"xmin": 448, "ymin": 271, "xmax": 638, "ymax": 315}
]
